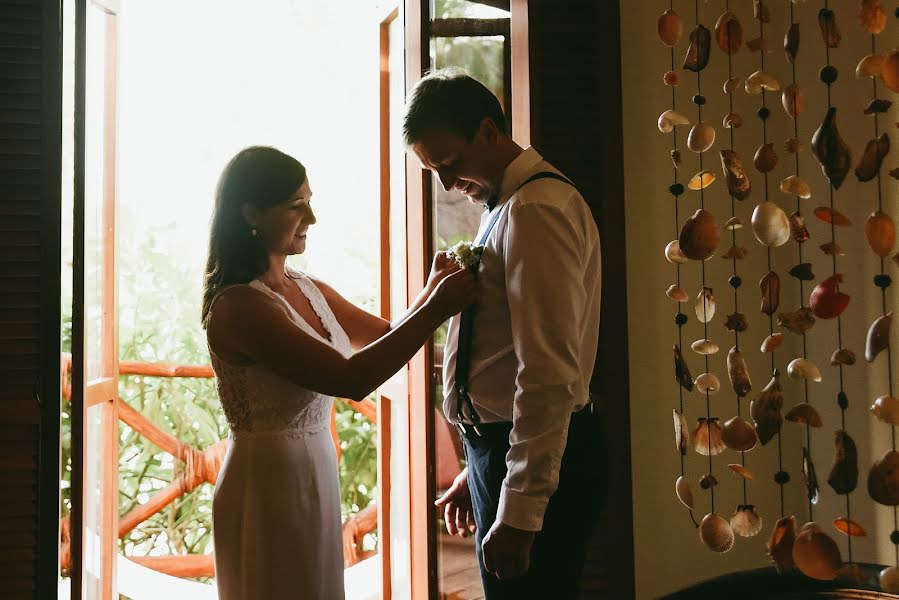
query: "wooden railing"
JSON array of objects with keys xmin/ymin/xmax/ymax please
[{"xmin": 60, "ymin": 353, "xmax": 380, "ymax": 578}]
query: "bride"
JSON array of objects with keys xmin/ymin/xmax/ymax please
[{"xmin": 202, "ymin": 146, "xmax": 474, "ymax": 599}]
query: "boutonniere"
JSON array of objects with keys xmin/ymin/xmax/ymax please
[{"xmin": 448, "ymin": 240, "xmax": 484, "ymax": 270}]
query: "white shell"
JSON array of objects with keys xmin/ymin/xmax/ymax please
[
  {"xmin": 691, "ymin": 339, "xmax": 720, "ymax": 355},
  {"xmin": 751, "ymin": 201, "xmax": 791, "ymax": 247},
  {"xmin": 780, "ymin": 175, "xmax": 811, "ymax": 199},
  {"xmin": 659, "ymin": 110, "xmax": 691, "ymax": 133},
  {"xmin": 731, "ymin": 506, "xmax": 764, "ymax": 537},
  {"xmin": 870, "ymin": 396, "xmax": 899, "ymax": 426},
  {"xmin": 676, "ymin": 476, "xmax": 694, "ymax": 509},
  {"xmin": 725, "ymin": 217, "xmax": 743, "ymax": 230},
  {"xmin": 695, "ymin": 373, "xmax": 721, "ymax": 394},
  {"xmin": 745, "ymin": 70, "xmax": 781, "ymax": 94},
  {"xmin": 687, "ymin": 123, "xmax": 716, "ymax": 153},
  {"xmin": 761, "ymin": 333, "xmax": 785, "ymax": 353},
  {"xmin": 665, "ymin": 240, "xmax": 688, "ymax": 264},
  {"xmin": 881, "ymin": 566, "xmax": 899, "ymax": 594},
  {"xmin": 695, "ymin": 287, "xmax": 716, "ymax": 323},
  {"xmin": 700, "ymin": 513, "xmax": 735, "ymax": 553},
  {"xmin": 787, "ymin": 358, "xmax": 822, "ymax": 382},
  {"xmin": 856, "ymin": 54, "xmax": 885, "ymax": 78}
]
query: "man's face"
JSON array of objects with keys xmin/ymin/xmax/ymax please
[{"xmin": 412, "ymin": 122, "xmax": 499, "ymax": 205}]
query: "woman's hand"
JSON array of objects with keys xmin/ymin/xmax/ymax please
[
  {"xmin": 425, "ymin": 251, "xmax": 462, "ymax": 293},
  {"xmin": 426, "ymin": 268, "xmax": 477, "ymax": 321}
]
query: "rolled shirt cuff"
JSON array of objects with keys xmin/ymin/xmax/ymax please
[{"xmin": 497, "ymin": 483, "xmax": 548, "ymax": 532}]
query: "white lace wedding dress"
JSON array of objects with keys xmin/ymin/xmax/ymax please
[{"xmin": 209, "ymin": 269, "xmax": 351, "ymax": 599}]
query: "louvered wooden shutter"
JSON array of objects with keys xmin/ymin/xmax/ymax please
[
  {"xmin": 525, "ymin": 1, "xmax": 634, "ymax": 598},
  {"xmin": 0, "ymin": 0, "xmax": 62, "ymax": 597}
]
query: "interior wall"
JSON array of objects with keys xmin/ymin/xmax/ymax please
[{"xmin": 622, "ymin": 2, "xmax": 899, "ymax": 598}]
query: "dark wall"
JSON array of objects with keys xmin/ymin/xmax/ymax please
[{"xmin": 0, "ymin": 0, "xmax": 62, "ymax": 596}]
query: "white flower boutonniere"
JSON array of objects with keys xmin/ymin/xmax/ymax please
[{"xmin": 447, "ymin": 240, "xmax": 484, "ymax": 270}]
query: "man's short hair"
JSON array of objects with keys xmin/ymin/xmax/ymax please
[{"xmin": 403, "ymin": 68, "xmax": 507, "ymax": 146}]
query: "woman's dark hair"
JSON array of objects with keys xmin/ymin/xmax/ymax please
[
  {"xmin": 201, "ymin": 146, "xmax": 306, "ymax": 327},
  {"xmin": 402, "ymin": 68, "xmax": 507, "ymax": 146}
]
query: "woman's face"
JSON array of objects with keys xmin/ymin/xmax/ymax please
[{"xmin": 249, "ymin": 178, "xmax": 316, "ymax": 256}]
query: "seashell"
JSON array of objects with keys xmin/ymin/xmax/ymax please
[
  {"xmin": 725, "ymin": 312, "xmax": 748, "ymax": 333},
  {"xmin": 658, "ymin": 9, "xmax": 683, "ymax": 47},
  {"xmin": 723, "ymin": 113, "xmax": 743, "ymax": 129},
  {"xmin": 691, "ymin": 339, "xmax": 719, "ymax": 355},
  {"xmin": 694, "ymin": 373, "xmax": 721, "ymax": 395},
  {"xmin": 752, "ymin": 202, "xmax": 790, "ymax": 247},
  {"xmin": 882, "ymin": 567, "xmax": 899, "ymax": 594},
  {"xmin": 866, "ymin": 210, "xmax": 896, "ymax": 257},
  {"xmin": 793, "ymin": 522, "xmax": 842, "ymax": 580},
  {"xmin": 803, "ymin": 447, "xmax": 820, "ymax": 505},
  {"xmin": 809, "ymin": 274, "xmax": 850, "ymax": 319},
  {"xmin": 693, "ymin": 417, "xmax": 725, "ymax": 455},
  {"xmin": 679, "ymin": 209, "xmax": 719, "ymax": 260},
  {"xmin": 785, "ymin": 402, "xmax": 823, "ymax": 427},
  {"xmin": 811, "ymin": 107, "xmax": 853, "ymax": 190},
  {"xmin": 682, "ymin": 25, "xmax": 711, "ymax": 72},
  {"xmin": 784, "ymin": 22, "xmax": 799, "ymax": 64},
  {"xmin": 699, "ymin": 473, "xmax": 719, "ymax": 490},
  {"xmin": 723, "ymin": 77, "xmax": 742, "ymax": 94},
  {"xmin": 819, "ymin": 241, "xmax": 844, "ymax": 256},
  {"xmin": 813, "ymin": 206, "xmax": 851, "ymax": 227},
  {"xmin": 761, "ymin": 333, "xmax": 785, "ymax": 353},
  {"xmin": 788, "ymin": 263, "xmax": 815, "ymax": 281},
  {"xmin": 865, "ymin": 312, "xmax": 892, "ymax": 363},
  {"xmin": 864, "ymin": 98, "xmax": 892, "ymax": 114},
  {"xmin": 674, "ymin": 344, "xmax": 694, "ymax": 392},
  {"xmin": 782, "ymin": 84, "xmax": 803, "ymax": 119},
  {"xmin": 869, "ymin": 449, "xmax": 899, "ymax": 505},
  {"xmin": 833, "ymin": 517, "xmax": 866, "ymax": 537},
  {"xmin": 731, "ymin": 505, "xmax": 763, "ymax": 537},
  {"xmin": 671, "ymin": 149, "xmax": 682, "ymax": 167},
  {"xmin": 856, "ymin": 54, "xmax": 885, "ymax": 78},
  {"xmin": 817, "ymin": 8, "xmax": 841, "ymax": 48},
  {"xmin": 745, "ymin": 70, "xmax": 780, "ymax": 94},
  {"xmin": 767, "ymin": 516, "xmax": 798, "ymax": 574},
  {"xmin": 725, "ymin": 217, "xmax": 743, "ymax": 230},
  {"xmin": 830, "ymin": 348, "xmax": 856, "ymax": 366},
  {"xmin": 760, "ymin": 271, "xmax": 780, "ymax": 316},
  {"xmin": 883, "ymin": 49, "xmax": 899, "ymax": 93},
  {"xmin": 751, "ymin": 370, "xmax": 784, "ymax": 445},
  {"xmin": 855, "ymin": 133, "xmax": 890, "ymax": 183},
  {"xmin": 871, "ymin": 396, "xmax": 899, "ymax": 425},
  {"xmin": 778, "ymin": 308, "xmax": 815, "ymax": 335},
  {"xmin": 828, "ymin": 430, "xmax": 858, "ymax": 495},
  {"xmin": 715, "ymin": 11, "xmax": 743, "ymax": 54},
  {"xmin": 700, "ymin": 513, "xmax": 735, "ymax": 553},
  {"xmin": 785, "ymin": 137, "xmax": 803, "ymax": 154},
  {"xmin": 729, "ymin": 463, "xmax": 755, "ymax": 479},
  {"xmin": 787, "ymin": 358, "xmax": 822, "ymax": 383},
  {"xmin": 665, "ymin": 240, "xmax": 688, "ymax": 264},
  {"xmin": 753, "ymin": 143, "xmax": 777, "ymax": 173},
  {"xmin": 695, "ymin": 287, "xmax": 716, "ymax": 323},
  {"xmin": 720, "ymin": 150, "xmax": 751, "ymax": 200},
  {"xmin": 859, "ymin": 0, "xmax": 887, "ymax": 34},
  {"xmin": 687, "ymin": 123, "xmax": 716, "ymax": 153},
  {"xmin": 780, "ymin": 175, "xmax": 811, "ymax": 199},
  {"xmin": 666, "ymin": 284, "xmax": 688, "ymax": 302},
  {"xmin": 658, "ymin": 110, "xmax": 690, "ymax": 133},
  {"xmin": 746, "ymin": 37, "xmax": 766, "ymax": 53},
  {"xmin": 789, "ymin": 211, "xmax": 810, "ymax": 244},
  {"xmin": 753, "ymin": 0, "xmax": 770, "ymax": 23},
  {"xmin": 676, "ymin": 475, "xmax": 694, "ymax": 509},
  {"xmin": 722, "ymin": 245, "xmax": 748, "ymax": 260},
  {"xmin": 663, "ymin": 70, "xmax": 679, "ymax": 86},
  {"xmin": 721, "ymin": 415, "xmax": 757, "ymax": 451},
  {"xmin": 688, "ymin": 170, "xmax": 715, "ymax": 190},
  {"xmin": 674, "ymin": 408, "xmax": 690, "ymax": 455}
]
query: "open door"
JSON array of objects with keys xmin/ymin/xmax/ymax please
[{"xmin": 70, "ymin": 1, "xmax": 119, "ymax": 597}]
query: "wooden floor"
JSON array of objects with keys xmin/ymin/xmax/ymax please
[{"xmin": 437, "ymin": 534, "xmax": 484, "ymax": 600}]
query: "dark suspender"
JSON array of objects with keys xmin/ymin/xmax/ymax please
[{"xmin": 454, "ymin": 172, "xmax": 577, "ymax": 435}]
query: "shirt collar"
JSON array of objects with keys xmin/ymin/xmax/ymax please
[{"xmin": 487, "ymin": 146, "xmax": 543, "ymax": 212}]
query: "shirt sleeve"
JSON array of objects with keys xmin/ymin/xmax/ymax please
[{"xmin": 497, "ymin": 197, "xmax": 586, "ymax": 532}]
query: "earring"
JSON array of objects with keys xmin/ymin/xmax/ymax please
[{"xmin": 251, "ymin": 227, "xmax": 258, "ymax": 237}]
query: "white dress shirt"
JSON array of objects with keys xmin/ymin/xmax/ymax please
[{"xmin": 442, "ymin": 146, "xmax": 601, "ymax": 532}]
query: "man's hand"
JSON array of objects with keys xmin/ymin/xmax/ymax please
[
  {"xmin": 434, "ymin": 468, "xmax": 477, "ymax": 537},
  {"xmin": 481, "ymin": 521, "xmax": 535, "ymax": 580}
]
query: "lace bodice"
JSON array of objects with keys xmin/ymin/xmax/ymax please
[{"xmin": 208, "ymin": 269, "xmax": 353, "ymax": 435}]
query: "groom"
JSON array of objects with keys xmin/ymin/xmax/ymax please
[{"xmin": 403, "ymin": 69, "xmax": 604, "ymax": 599}]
